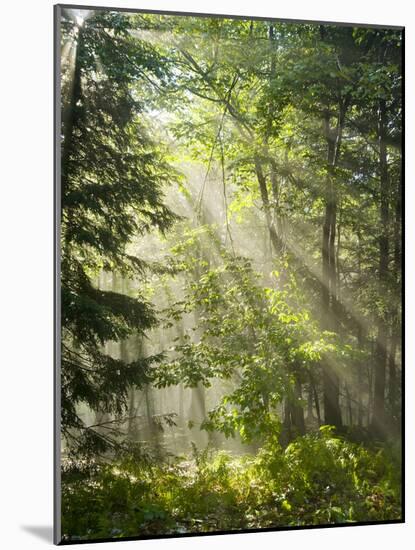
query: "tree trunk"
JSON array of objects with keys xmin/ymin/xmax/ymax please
[
  {"xmin": 292, "ymin": 378, "xmax": 306, "ymax": 435},
  {"xmin": 307, "ymin": 384, "xmax": 314, "ymax": 420},
  {"xmin": 280, "ymin": 398, "xmax": 292, "ymax": 446},
  {"xmin": 188, "ymin": 383, "xmax": 208, "ymax": 447},
  {"xmin": 322, "ymin": 191, "xmax": 342, "ymax": 428},
  {"xmin": 280, "ymin": 374, "xmax": 305, "ymax": 444},
  {"xmin": 388, "ymin": 339, "xmax": 397, "ymax": 419},
  {"xmin": 321, "ymin": 109, "xmax": 345, "ymax": 429},
  {"xmin": 372, "ymin": 97, "xmax": 390, "ymax": 437},
  {"xmin": 189, "ymin": 383, "xmax": 206, "ymax": 424},
  {"xmin": 356, "ymin": 228, "xmax": 365, "ymax": 427},
  {"xmin": 357, "ymin": 325, "xmax": 364, "ymax": 427},
  {"xmin": 388, "ymin": 161, "xmax": 402, "ymax": 425},
  {"xmin": 345, "ymin": 382, "xmax": 353, "ymax": 426},
  {"xmin": 307, "ymin": 373, "xmax": 322, "ymax": 426},
  {"xmin": 254, "ymin": 156, "xmax": 283, "ymax": 254},
  {"xmin": 61, "ymin": 28, "xmax": 84, "ymax": 197}
]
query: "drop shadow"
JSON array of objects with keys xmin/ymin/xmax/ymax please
[{"xmin": 21, "ymin": 525, "xmax": 53, "ymax": 543}]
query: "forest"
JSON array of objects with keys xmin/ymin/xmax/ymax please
[{"xmin": 58, "ymin": 6, "xmax": 403, "ymax": 542}]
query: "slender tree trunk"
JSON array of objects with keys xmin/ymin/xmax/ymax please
[
  {"xmin": 367, "ymin": 339, "xmax": 375, "ymax": 426},
  {"xmin": 307, "ymin": 384, "xmax": 314, "ymax": 420},
  {"xmin": 357, "ymin": 325, "xmax": 364, "ymax": 427},
  {"xmin": 307, "ymin": 372, "xmax": 322, "ymax": 426},
  {"xmin": 178, "ymin": 383, "xmax": 185, "ymax": 424},
  {"xmin": 388, "ymin": 162, "xmax": 402, "ymax": 423},
  {"xmin": 61, "ymin": 28, "xmax": 84, "ymax": 197},
  {"xmin": 321, "ymin": 109, "xmax": 345, "ymax": 429},
  {"xmin": 189, "ymin": 384, "xmax": 206, "ymax": 423},
  {"xmin": 312, "ymin": 378, "xmax": 322, "ymax": 425},
  {"xmin": 189, "ymin": 383, "xmax": 208, "ymax": 447},
  {"xmin": 345, "ymin": 382, "xmax": 353, "ymax": 426},
  {"xmin": 372, "ymin": 97, "xmax": 390, "ymax": 437},
  {"xmin": 281, "ymin": 368, "xmax": 305, "ymax": 444},
  {"xmin": 388, "ymin": 340, "xmax": 397, "ymax": 416},
  {"xmin": 281, "ymin": 398, "xmax": 292, "ymax": 446},
  {"xmin": 292, "ymin": 378, "xmax": 306, "ymax": 435},
  {"xmin": 322, "ymin": 189, "xmax": 342, "ymax": 427},
  {"xmin": 254, "ymin": 157, "xmax": 283, "ymax": 254},
  {"xmin": 356, "ymin": 228, "xmax": 365, "ymax": 427}
]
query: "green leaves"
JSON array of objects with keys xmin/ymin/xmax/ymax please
[
  {"xmin": 154, "ymin": 240, "xmax": 356, "ymax": 442},
  {"xmin": 61, "ymin": 435, "xmax": 401, "ymax": 539},
  {"xmin": 61, "ymin": 9, "xmax": 179, "ymax": 457}
]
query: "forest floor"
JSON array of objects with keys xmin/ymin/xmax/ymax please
[{"xmin": 61, "ymin": 429, "xmax": 402, "ymax": 541}]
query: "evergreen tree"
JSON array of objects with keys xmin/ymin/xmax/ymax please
[{"xmin": 60, "ymin": 9, "xmax": 177, "ymax": 457}]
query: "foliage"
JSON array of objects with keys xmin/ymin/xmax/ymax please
[
  {"xmin": 61, "ymin": 430, "xmax": 401, "ymax": 541},
  {"xmin": 156, "ymin": 244, "xmax": 356, "ymax": 442},
  {"xmin": 256, "ymin": 426, "xmax": 401, "ymax": 524},
  {"xmin": 60, "ymin": 10, "xmax": 178, "ymax": 456},
  {"xmin": 59, "ymin": 7, "xmax": 403, "ymax": 540}
]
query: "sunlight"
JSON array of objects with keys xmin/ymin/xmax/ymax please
[
  {"xmin": 57, "ymin": 8, "xmax": 402, "ymax": 541},
  {"xmin": 65, "ymin": 8, "xmax": 92, "ymax": 27},
  {"xmin": 75, "ymin": 15, "xmax": 85, "ymax": 28}
]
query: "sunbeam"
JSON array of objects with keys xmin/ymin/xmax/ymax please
[{"xmin": 56, "ymin": 7, "xmax": 402, "ymax": 541}]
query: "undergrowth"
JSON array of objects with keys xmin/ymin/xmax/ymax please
[{"xmin": 61, "ymin": 427, "xmax": 402, "ymax": 541}]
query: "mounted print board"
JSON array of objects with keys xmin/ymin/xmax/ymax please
[{"xmin": 54, "ymin": 3, "xmax": 404, "ymax": 544}]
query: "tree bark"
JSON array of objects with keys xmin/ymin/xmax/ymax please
[
  {"xmin": 321, "ymin": 107, "xmax": 346, "ymax": 430},
  {"xmin": 388, "ymin": 159, "xmax": 402, "ymax": 424},
  {"xmin": 372, "ymin": 97, "xmax": 390, "ymax": 437},
  {"xmin": 61, "ymin": 28, "xmax": 84, "ymax": 198},
  {"xmin": 254, "ymin": 156, "xmax": 283, "ymax": 254},
  {"xmin": 292, "ymin": 378, "xmax": 306, "ymax": 435},
  {"xmin": 357, "ymin": 324, "xmax": 364, "ymax": 427},
  {"xmin": 345, "ymin": 382, "xmax": 353, "ymax": 426}
]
